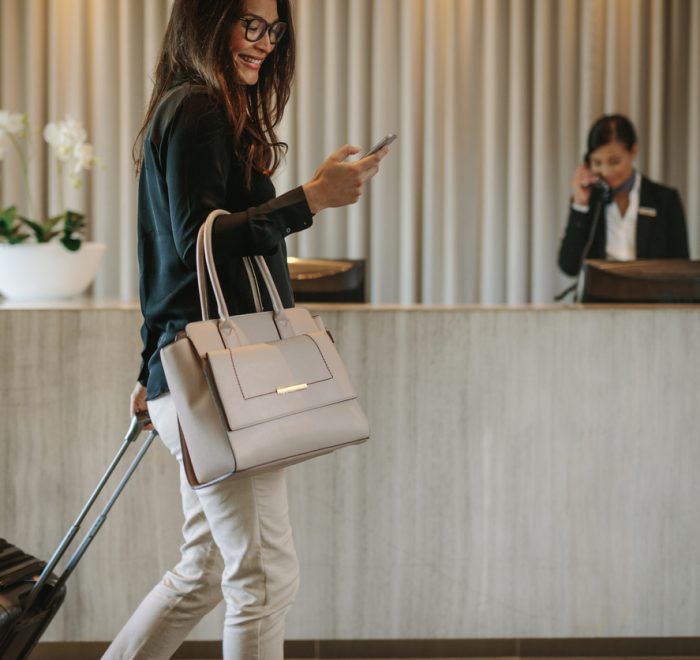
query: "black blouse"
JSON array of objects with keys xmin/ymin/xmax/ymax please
[{"xmin": 137, "ymin": 82, "xmax": 313, "ymax": 400}]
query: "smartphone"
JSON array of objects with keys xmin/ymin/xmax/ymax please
[{"xmin": 363, "ymin": 133, "xmax": 397, "ymax": 157}]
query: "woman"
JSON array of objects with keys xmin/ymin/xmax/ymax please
[
  {"xmin": 103, "ymin": 1, "xmax": 389, "ymax": 658},
  {"xmin": 558, "ymin": 114, "xmax": 689, "ymax": 277}
]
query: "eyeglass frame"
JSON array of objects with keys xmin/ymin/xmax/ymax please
[{"xmin": 238, "ymin": 16, "xmax": 288, "ymax": 44}]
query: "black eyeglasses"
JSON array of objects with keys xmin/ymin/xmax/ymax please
[{"xmin": 239, "ymin": 16, "xmax": 288, "ymax": 44}]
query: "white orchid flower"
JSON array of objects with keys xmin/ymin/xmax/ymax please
[
  {"xmin": 44, "ymin": 116, "xmax": 88, "ymax": 162},
  {"xmin": 73, "ymin": 142, "xmax": 94, "ymax": 172},
  {"xmin": 0, "ymin": 110, "xmax": 26, "ymax": 136},
  {"xmin": 42, "ymin": 122, "xmax": 61, "ymax": 146},
  {"xmin": 43, "ymin": 123, "xmax": 72, "ymax": 161},
  {"xmin": 66, "ymin": 142, "xmax": 96, "ymax": 188}
]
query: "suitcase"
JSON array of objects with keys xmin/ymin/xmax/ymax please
[{"xmin": 0, "ymin": 413, "xmax": 157, "ymax": 659}]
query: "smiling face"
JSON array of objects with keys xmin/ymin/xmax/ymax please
[
  {"xmin": 588, "ymin": 140, "xmax": 638, "ymax": 189},
  {"xmin": 230, "ymin": 0, "xmax": 279, "ymax": 85}
]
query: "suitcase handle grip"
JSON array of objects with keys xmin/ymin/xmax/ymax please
[{"xmin": 126, "ymin": 410, "xmax": 152, "ymax": 441}]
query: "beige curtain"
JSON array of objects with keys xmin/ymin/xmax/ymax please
[
  {"xmin": 0, "ymin": 0, "xmax": 173, "ymax": 299},
  {"xmin": 2, "ymin": 0, "xmax": 699, "ymax": 303}
]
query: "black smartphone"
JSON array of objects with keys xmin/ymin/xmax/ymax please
[{"xmin": 363, "ymin": 133, "xmax": 397, "ymax": 157}]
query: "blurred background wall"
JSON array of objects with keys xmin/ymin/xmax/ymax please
[{"xmin": 1, "ymin": 0, "xmax": 698, "ymax": 304}]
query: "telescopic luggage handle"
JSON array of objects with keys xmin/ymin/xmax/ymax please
[{"xmin": 26, "ymin": 412, "xmax": 157, "ymax": 609}]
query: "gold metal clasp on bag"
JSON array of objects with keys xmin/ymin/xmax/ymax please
[{"xmin": 276, "ymin": 383, "xmax": 308, "ymax": 395}]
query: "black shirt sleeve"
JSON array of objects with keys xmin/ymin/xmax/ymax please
[
  {"xmin": 212, "ymin": 187, "xmax": 313, "ymax": 260},
  {"xmin": 137, "ymin": 319, "xmax": 159, "ymax": 386},
  {"xmin": 165, "ymin": 95, "xmax": 233, "ymax": 269},
  {"xmin": 164, "ymin": 94, "xmax": 313, "ymax": 270},
  {"xmin": 558, "ymin": 205, "xmax": 595, "ymax": 277}
]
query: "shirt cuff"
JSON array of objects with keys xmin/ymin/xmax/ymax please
[
  {"xmin": 270, "ymin": 186, "xmax": 314, "ymax": 236},
  {"xmin": 571, "ymin": 202, "xmax": 590, "ymax": 214}
]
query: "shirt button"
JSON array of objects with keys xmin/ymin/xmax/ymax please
[{"xmin": 286, "ymin": 227, "xmax": 291, "ymax": 234}]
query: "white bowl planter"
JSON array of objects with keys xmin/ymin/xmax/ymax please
[{"xmin": 0, "ymin": 242, "xmax": 106, "ymax": 301}]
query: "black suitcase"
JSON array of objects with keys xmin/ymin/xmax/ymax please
[{"xmin": 0, "ymin": 414, "xmax": 157, "ymax": 659}]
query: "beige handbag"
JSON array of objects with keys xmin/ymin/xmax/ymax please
[{"xmin": 160, "ymin": 209, "xmax": 369, "ymax": 488}]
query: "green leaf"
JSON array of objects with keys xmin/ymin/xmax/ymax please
[
  {"xmin": 18, "ymin": 217, "xmax": 48, "ymax": 242},
  {"xmin": 0, "ymin": 207, "xmax": 31, "ymax": 243},
  {"xmin": 60, "ymin": 235, "xmax": 82, "ymax": 251},
  {"xmin": 0, "ymin": 205, "xmax": 17, "ymax": 221},
  {"xmin": 64, "ymin": 210, "xmax": 86, "ymax": 234},
  {"xmin": 0, "ymin": 206, "xmax": 18, "ymax": 237},
  {"xmin": 65, "ymin": 210, "xmax": 84, "ymax": 222},
  {"xmin": 45, "ymin": 214, "xmax": 66, "ymax": 231}
]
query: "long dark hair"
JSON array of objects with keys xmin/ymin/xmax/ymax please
[
  {"xmin": 134, "ymin": 0, "xmax": 295, "ymax": 184},
  {"xmin": 585, "ymin": 114, "xmax": 637, "ymax": 164}
]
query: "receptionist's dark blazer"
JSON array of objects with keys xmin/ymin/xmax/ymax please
[{"xmin": 558, "ymin": 176, "xmax": 690, "ymax": 277}]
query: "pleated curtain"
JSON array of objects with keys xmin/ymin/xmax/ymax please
[{"xmin": 1, "ymin": 0, "xmax": 699, "ymax": 304}]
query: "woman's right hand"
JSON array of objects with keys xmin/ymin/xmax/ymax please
[
  {"xmin": 302, "ymin": 144, "xmax": 390, "ymax": 214},
  {"xmin": 571, "ymin": 163, "xmax": 599, "ymax": 207}
]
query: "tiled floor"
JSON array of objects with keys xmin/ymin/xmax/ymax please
[{"xmin": 33, "ymin": 646, "xmax": 700, "ymax": 659}]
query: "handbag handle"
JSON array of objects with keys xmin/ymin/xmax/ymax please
[
  {"xmin": 195, "ymin": 210, "xmax": 263, "ymax": 320},
  {"xmin": 196, "ymin": 209, "xmax": 290, "ymax": 329}
]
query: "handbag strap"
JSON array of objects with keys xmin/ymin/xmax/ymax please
[
  {"xmin": 243, "ymin": 257, "xmax": 264, "ymax": 314},
  {"xmin": 196, "ymin": 209, "xmax": 290, "ymax": 328},
  {"xmin": 195, "ymin": 210, "xmax": 263, "ymax": 320}
]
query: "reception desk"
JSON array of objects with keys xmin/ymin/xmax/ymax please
[{"xmin": 1, "ymin": 302, "xmax": 699, "ymax": 645}]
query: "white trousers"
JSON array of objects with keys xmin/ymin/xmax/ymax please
[{"xmin": 103, "ymin": 394, "xmax": 300, "ymax": 660}]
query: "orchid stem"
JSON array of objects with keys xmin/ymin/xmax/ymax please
[
  {"xmin": 57, "ymin": 159, "xmax": 65, "ymax": 215},
  {"xmin": 9, "ymin": 132, "xmax": 37, "ymax": 221}
]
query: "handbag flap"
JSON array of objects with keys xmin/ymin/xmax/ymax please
[
  {"xmin": 206, "ymin": 330, "xmax": 357, "ymax": 431},
  {"xmin": 227, "ymin": 334, "xmax": 332, "ymax": 399}
]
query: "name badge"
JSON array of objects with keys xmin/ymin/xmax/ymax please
[{"xmin": 639, "ymin": 206, "xmax": 658, "ymax": 217}]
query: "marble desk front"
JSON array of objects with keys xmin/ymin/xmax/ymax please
[{"xmin": 1, "ymin": 302, "xmax": 698, "ymax": 641}]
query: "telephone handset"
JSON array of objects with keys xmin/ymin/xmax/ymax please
[{"xmin": 581, "ymin": 152, "xmax": 610, "ymax": 194}]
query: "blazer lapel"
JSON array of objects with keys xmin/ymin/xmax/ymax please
[{"xmin": 635, "ymin": 178, "xmax": 655, "ymax": 258}]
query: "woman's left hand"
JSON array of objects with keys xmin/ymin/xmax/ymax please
[
  {"xmin": 129, "ymin": 381, "xmax": 153, "ymax": 430},
  {"xmin": 302, "ymin": 144, "xmax": 390, "ymax": 214}
]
